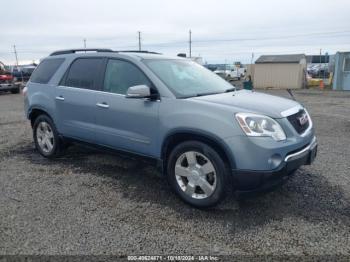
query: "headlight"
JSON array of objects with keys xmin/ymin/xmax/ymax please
[{"xmin": 235, "ymin": 113, "xmax": 286, "ymax": 141}]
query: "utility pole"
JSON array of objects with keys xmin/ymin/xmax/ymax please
[
  {"xmin": 83, "ymin": 38, "xmax": 87, "ymax": 49},
  {"xmin": 138, "ymin": 31, "xmax": 141, "ymax": 51},
  {"xmin": 251, "ymin": 52, "xmax": 254, "ymax": 64},
  {"xmin": 13, "ymin": 45, "xmax": 19, "ymax": 66},
  {"xmin": 189, "ymin": 30, "xmax": 192, "ymax": 58},
  {"xmin": 319, "ymin": 48, "xmax": 322, "ymax": 78}
]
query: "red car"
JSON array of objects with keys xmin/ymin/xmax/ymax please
[{"xmin": 0, "ymin": 62, "xmax": 20, "ymax": 94}]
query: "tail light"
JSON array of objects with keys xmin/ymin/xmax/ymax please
[{"xmin": 22, "ymin": 86, "xmax": 28, "ymax": 96}]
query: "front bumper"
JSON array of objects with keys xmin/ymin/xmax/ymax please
[
  {"xmin": 233, "ymin": 136, "xmax": 317, "ymax": 195},
  {"xmin": 0, "ymin": 83, "xmax": 18, "ymax": 91}
]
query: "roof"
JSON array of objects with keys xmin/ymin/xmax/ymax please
[
  {"xmin": 255, "ymin": 54, "xmax": 305, "ymax": 64},
  {"xmin": 47, "ymin": 49, "xmax": 180, "ymax": 61}
]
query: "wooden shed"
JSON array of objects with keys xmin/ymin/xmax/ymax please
[{"xmin": 252, "ymin": 54, "xmax": 307, "ymax": 89}]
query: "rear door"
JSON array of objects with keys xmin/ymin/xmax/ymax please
[
  {"xmin": 95, "ymin": 58, "xmax": 160, "ymax": 157},
  {"xmin": 55, "ymin": 57, "xmax": 104, "ymax": 143}
]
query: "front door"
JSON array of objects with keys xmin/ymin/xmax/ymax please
[{"xmin": 95, "ymin": 59, "xmax": 160, "ymax": 157}]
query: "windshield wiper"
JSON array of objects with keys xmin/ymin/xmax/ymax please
[
  {"xmin": 224, "ymin": 87, "xmax": 236, "ymax": 93},
  {"xmin": 194, "ymin": 91, "xmax": 223, "ymax": 97},
  {"xmin": 180, "ymin": 89, "xmax": 235, "ymax": 99}
]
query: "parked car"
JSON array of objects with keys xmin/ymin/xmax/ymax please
[
  {"xmin": 213, "ymin": 64, "xmax": 241, "ymax": 81},
  {"xmin": 24, "ymin": 49, "xmax": 317, "ymax": 207},
  {"xmin": 10, "ymin": 65, "xmax": 36, "ymax": 82},
  {"xmin": 0, "ymin": 62, "xmax": 20, "ymax": 94}
]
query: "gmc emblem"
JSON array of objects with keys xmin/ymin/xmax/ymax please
[{"xmin": 298, "ymin": 113, "xmax": 308, "ymax": 126}]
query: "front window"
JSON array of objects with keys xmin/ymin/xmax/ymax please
[
  {"xmin": 143, "ymin": 59, "xmax": 234, "ymax": 98},
  {"xmin": 104, "ymin": 59, "xmax": 151, "ymax": 95}
]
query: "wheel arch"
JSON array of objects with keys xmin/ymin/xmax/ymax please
[
  {"xmin": 161, "ymin": 129, "xmax": 236, "ymax": 172},
  {"xmin": 28, "ymin": 107, "xmax": 53, "ymax": 127}
]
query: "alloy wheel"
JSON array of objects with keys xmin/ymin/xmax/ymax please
[
  {"xmin": 174, "ymin": 151, "xmax": 217, "ymax": 199},
  {"xmin": 36, "ymin": 121, "xmax": 55, "ymax": 153}
]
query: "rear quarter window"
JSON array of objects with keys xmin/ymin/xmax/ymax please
[{"xmin": 30, "ymin": 58, "xmax": 65, "ymax": 84}]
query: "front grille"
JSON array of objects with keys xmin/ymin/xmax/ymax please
[{"xmin": 287, "ymin": 109, "xmax": 310, "ymax": 134}]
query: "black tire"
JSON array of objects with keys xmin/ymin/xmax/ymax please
[
  {"xmin": 10, "ymin": 87, "xmax": 20, "ymax": 94},
  {"xmin": 33, "ymin": 114, "xmax": 64, "ymax": 158},
  {"xmin": 166, "ymin": 141, "xmax": 229, "ymax": 208}
]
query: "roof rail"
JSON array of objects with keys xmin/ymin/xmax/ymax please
[
  {"xmin": 117, "ymin": 50, "xmax": 162, "ymax": 55},
  {"xmin": 50, "ymin": 48, "xmax": 113, "ymax": 56}
]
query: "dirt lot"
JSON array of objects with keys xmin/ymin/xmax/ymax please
[{"xmin": 0, "ymin": 90, "xmax": 350, "ymax": 257}]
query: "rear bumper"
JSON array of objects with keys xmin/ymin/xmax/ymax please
[{"xmin": 233, "ymin": 136, "xmax": 317, "ymax": 195}]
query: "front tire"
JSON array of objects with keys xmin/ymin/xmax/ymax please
[
  {"xmin": 33, "ymin": 114, "xmax": 63, "ymax": 158},
  {"xmin": 166, "ymin": 141, "xmax": 229, "ymax": 208}
]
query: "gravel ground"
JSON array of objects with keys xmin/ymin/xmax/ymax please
[{"xmin": 0, "ymin": 89, "xmax": 349, "ymax": 257}]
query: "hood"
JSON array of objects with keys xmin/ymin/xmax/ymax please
[{"xmin": 190, "ymin": 90, "xmax": 300, "ymax": 118}]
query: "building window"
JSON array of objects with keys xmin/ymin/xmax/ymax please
[{"xmin": 344, "ymin": 58, "xmax": 350, "ymax": 72}]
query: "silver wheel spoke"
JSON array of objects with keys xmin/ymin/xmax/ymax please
[
  {"xmin": 198, "ymin": 178, "xmax": 214, "ymax": 196},
  {"xmin": 37, "ymin": 128, "xmax": 44, "ymax": 137},
  {"xmin": 40, "ymin": 122, "xmax": 47, "ymax": 132},
  {"xmin": 200, "ymin": 162, "xmax": 215, "ymax": 175},
  {"xmin": 47, "ymin": 131, "xmax": 54, "ymax": 139},
  {"xmin": 185, "ymin": 183, "xmax": 196, "ymax": 196},
  {"xmin": 45, "ymin": 139, "xmax": 53, "ymax": 151},
  {"xmin": 175, "ymin": 164, "xmax": 191, "ymax": 177},
  {"xmin": 185, "ymin": 152, "xmax": 197, "ymax": 166}
]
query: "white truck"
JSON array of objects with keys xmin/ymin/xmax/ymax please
[{"xmin": 213, "ymin": 65, "xmax": 242, "ymax": 81}]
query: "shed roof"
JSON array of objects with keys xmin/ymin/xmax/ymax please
[{"xmin": 255, "ymin": 54, "xmax": 305, "ymax": 64}]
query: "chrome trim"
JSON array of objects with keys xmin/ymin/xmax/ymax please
[
  {"xmin": 96, "ymin": 102, "xmax": 109, "ymax": 108},
  {"xmin": 284, "ymin": 136, "xmax": 317, "ymax": 162},
  {"xmin": 299, "ymin": 109, "xmax": 313, "ymax": 137},
  {"xmin": 57, "ymin": 85, "xmax": 125, "ymax": 97},
  {"xmin": 57, "ymin": 85, "xmax": 161, "ymax": 101},
  {"xmin": 55, "ymin": 96, "xmax": 65, "ymax": 101},
  {"xmin": 280, "ymin": 105, "xmax": 303, "ymax": 117}
]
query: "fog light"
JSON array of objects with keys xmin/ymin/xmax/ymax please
[{"xmin": 268, "ymin": 154, "xmax": 282, "ymax": 169}]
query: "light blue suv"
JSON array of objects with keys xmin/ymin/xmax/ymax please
[{"xmin": 24, "ymin": 49, "xmax": 317, "ymax": 207}]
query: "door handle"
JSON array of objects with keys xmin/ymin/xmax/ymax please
[
  {"xmin": 55, "ymin": 96, "xmax": 65, "ymax": 101},
  {"xmin": 96, "ymin": 102, "xmax": 109, "ymax": 108}
]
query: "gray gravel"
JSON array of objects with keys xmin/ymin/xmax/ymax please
[{"xmin": 0, "ymin": 90, "xmax": 349, "ymax": 256}]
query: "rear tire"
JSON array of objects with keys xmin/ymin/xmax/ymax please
[
  {"xmin": 33, "ymin": 114, "xmax": 64, "ymax": 158},
  {"xmin": 166, "ymin": 141, "xmax": 229, "ymax": 208}
]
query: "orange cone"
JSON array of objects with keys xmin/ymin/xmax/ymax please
[{"xmin": 319, "ymin": 80, "xmax": 324, "ymax": 90}]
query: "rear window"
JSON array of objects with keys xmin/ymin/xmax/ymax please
[
  {"xmin": 30, "ymin": 58, "xmax": 64, "ymax": 84},
  {"xmin": 63, "ymin": 58, "xmax": 103, "ymax": 90}
]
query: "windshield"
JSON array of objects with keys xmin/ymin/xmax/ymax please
[{"xmin": 143, "ymin": 59, "xmax": 234, "ymax": 98}]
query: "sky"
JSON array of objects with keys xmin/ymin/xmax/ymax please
[{"xmin": 1, "ymin": 0, "xmax": 350, "ymax": 65}]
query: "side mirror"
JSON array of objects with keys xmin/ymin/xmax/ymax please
[{"xmin": 126, "ymin": 85, "xmax": 151, "ymax": 99}]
